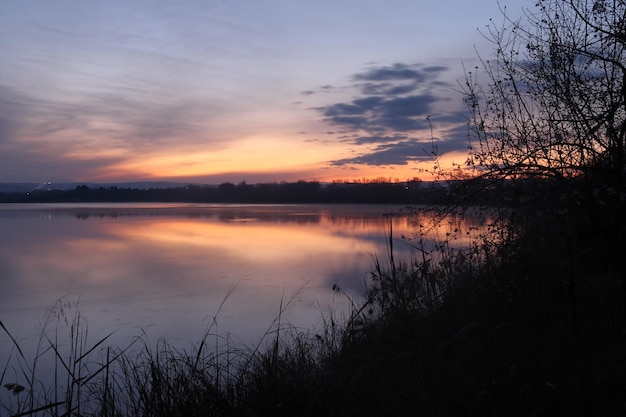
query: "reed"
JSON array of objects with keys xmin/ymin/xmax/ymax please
[{"xmin": 1, "ymin": 298, "xmax": 137, "ymax": 417}]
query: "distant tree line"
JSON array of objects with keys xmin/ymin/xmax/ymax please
[
  {"xmin": 0, "ymin": 180, "xmax": 426, "ymax": 204},
  {"xmin": 0, "ymin": 177, "xmax": 574, "ymax": 206}
]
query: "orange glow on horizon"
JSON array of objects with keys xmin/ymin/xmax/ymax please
[
  {"xmin": 88, "ymin": 151, "xmax": 443, "ymax": 184},
  {"xmin": 62, "ymin": 130, "xmax": 467, "ymax": 184}
]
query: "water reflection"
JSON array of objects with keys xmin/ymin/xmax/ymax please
[{"xmin": 0, "ymin": 204, "xmax": 486, "ymax": 359}]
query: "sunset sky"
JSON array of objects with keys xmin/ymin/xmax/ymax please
[{"xmin": 0, "ymin": 0, "xmax": 526, "ymax": 184}]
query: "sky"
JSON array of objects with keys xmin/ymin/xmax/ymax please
[{"xmin": 0, "ymin": 0, "xmax": 528, "ymax": 185}]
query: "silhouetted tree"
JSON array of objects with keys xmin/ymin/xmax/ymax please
[
  {"xmin": 464, "ymin": 0, "xmax": 626, "ymax": 345},
  {"xmin": 464, "ymin": 0, "xmax": 626, "ymax": 250},
  {"xmin": 465, "ymin": 0, "xmax": 626, "ymax": 193}
]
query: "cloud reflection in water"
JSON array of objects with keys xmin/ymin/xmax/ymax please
[{"xmin": 0, "ymin": 204, "xmax": 484, "ymax": 354}]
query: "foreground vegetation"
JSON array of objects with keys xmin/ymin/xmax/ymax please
[{"xmin": 2, "ymin": 174, "xmax": 625, "ymax": 416}]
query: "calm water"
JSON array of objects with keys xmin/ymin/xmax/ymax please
[{"xmin": 0, "ymin": 203, "xmax": 482, "ymax": 361}]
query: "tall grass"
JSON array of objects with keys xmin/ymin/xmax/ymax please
[
  {"xmin": 1, "ymin": 298, "xmax": 137, "ymax": 417},
  {"xmin": 0, "ymin": 283, "xmax": 341, "ymax": 416}
]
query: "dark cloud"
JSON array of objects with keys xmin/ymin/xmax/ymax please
[
  {"xmin": 352, "ymin": 63, "xmax": 449, "ymax": 97},
  {"xmin": 323, "ymin": 96, "xmax": 383, "ymax": 117},
  {"xmin": 321, "ymin": 94, "xmax": 436, "ymax": 132},
  {"xmin": 360, "ymin": 82, "xmax": 419, "ymax": 96},
  {"xmin": 376, "ymin": 114, "xmax": 428, "ymax": 131},
  {"xmin": 353, "ymin": 63, "xmax": 429, "ymax": 82},
  {"xmin": 312, "ymin": 61, "xmax": 473, "ymax": 169},
  {"xmin": 331, "ymin": 131, "xmax": 468, "ymax": 167},
  {"xmin": 326, "ymin": 116, "xmax": 371, "ymax": 128},
  {"xmin": 380, "ymin": 95, "xmax": 434, "ymax": 117},
  {"xmin": 331, "ymin": 139, "xmax": 436, "ymax": 166},
  {"xmin": 435, "ymin": 122, "xmax": 472, "ymax": 153},
  {"xmin": 422, "ymin": 65, "xmax": 449, "ymax": 73},
  {"xmin": 317, "ymin": 63, "xmax": 453, "ymax": 135},
  {"xmin": 352, "ymin": 135, "xmax": 408, "ymax": 145}
]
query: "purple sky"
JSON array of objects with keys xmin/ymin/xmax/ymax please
[{"xmin": 0, "ymin": 0, "xmax": 527, "ymax": 184}]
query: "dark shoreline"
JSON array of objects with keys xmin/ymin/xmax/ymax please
[{"xmin": 0, "ymin": 177, "xmax": 530, "ymax": 206}]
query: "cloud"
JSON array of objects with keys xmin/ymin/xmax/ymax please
[
  {"xmin": 360, "ymin": 82, "xmax": 420, "ymax": 96},
  {"xmin": 422, "ymin": 65, "xmax": 449, "ymax": 74},
  {"xmin": 317, "ymin": 63, "xmax": 453, "ymax": 134},
  {"xmin": 0, "ymin": 81, "xmax": 220, "ymax": 148},
  {"xmin": 353, "ymin": 63, "xmax": 448, "ymax": 96},
  {"xmin": 352, "ymin": 135, "xmax": 408, "ymax": 145},
  {"xmin": 0, "ymin": 81, "xmax": 229, "ymax": 181},
  {"xmin": 321, "ymin": 94, "xmax": 436, "ymax": 132},
  {"xmin": 312, "ymin": 61, "xmax": 472, "ymax": 168},
  {"xmin": 0, "ymin": 85, "xmax": 25, "ymax": 145},
  {"xmin": 95, "ymin": 96, "xmax": 205, "ymax": 146},
  {"xmin": 323, "ymin": 96, "xmax": 383, "ymax": 116},
  {"xmin": 331, "ymin": 139, "xmax": 437, "ymax": 166},
  {"xmin": 353, "ymin": 63, "xmax": 432, "ymax": 82}
]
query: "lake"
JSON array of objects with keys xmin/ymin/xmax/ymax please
[{"xmin": 0, "ymin": 203, "xmax": 483, "ymax": 363}]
